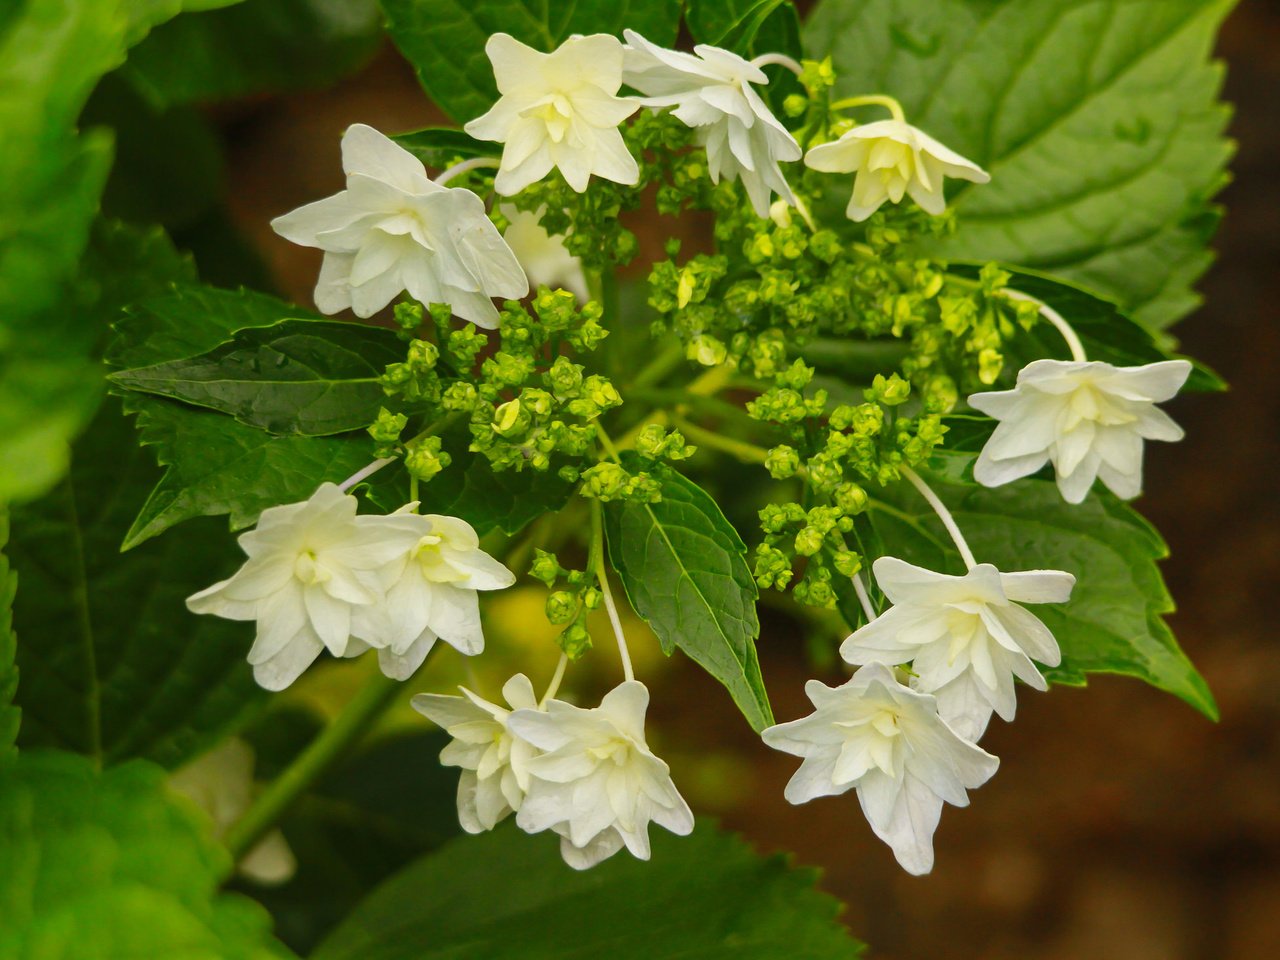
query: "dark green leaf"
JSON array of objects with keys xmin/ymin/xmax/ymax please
[
  {"xmin": 416, "ymin": 432, "xmax": 576, "ymax": 537},
  {"xmin": 0, "ymin": 749, "xmax": 295, "ymax": 957},
  {"xmin": 866, "ymin": 473, "xmax": 1217, "ymax": 720},
  {"xmin": 380, "ymin": 0, "xmax": 683, "ymax": 124},
  {"xmin": 0, "ymin": 509, "xmax": 18, "ymax": 762},
  {"xmin": 605, "ymin": 459, "xmax": 773, "ymax": 731},
  {"xmin": 393, "ymin": 127, "xmax": 497, "ymax": 169},
  {"xmin": 313, "ymin": 824, "xmax": 863, "ymax": 960},
  {"xmin": 112, "ymin": 319, "xmax": 405, "ymax": 436},
  {"xmin": 120, "ymin": 0, "xmax": 381, "ymax": 109},
  {"xmin": 805, "ymin": 0, "xmax": 1236, "ymax": 329},
  {"xmin": 959, "ymin": 265, "xmax": 1227, "ymax": 392},
  {"xmin": 9, "ymin": 397, "xmax": 267, "ymax": 769}
]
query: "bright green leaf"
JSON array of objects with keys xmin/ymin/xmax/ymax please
[
  {"xmin": 120, "ymin": 0, "xmax": 380, "ymax": 109},
  {"xmin": 866, "ymin": 473, "xmax": 1218, "ymax": 720},
  {"xmin": 605, "ymin": 460, "xmax": 773, "ymax": 731},
  {"xmin": 313, "ymin": 824, "xmax": 863, "ymax": 960},
  {"xmin": 0, "ymin": 749, "xmax": 294, "ymax": 959},
  {"xmin": 8, "ymin": 398, "xmax": 266, "ymax": 769},
  {"xmin": 0, "ymin": 509, "xmax": 18, "ymax": 762},
  {"xmin": 380, "ymin": 0, "xmax": 683, "ymax": 124},
  {"xmin": 805, "ymin": 0, "xmax": 1236, "ymax": 329},
  {"xmin": 112, "ymin": 319, "xmax": 406, "ymax": 437}
]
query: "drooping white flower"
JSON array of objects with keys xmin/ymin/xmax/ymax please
[
  {"xmin": 186, "ymin": 484, "xmax": 417, "ymax": 691},
  {"xmin": 841, "ymin": 558, "xmax": 1074, "ymax": 741},
  {"xmin": 969, "ymin": 359, "xmax": 1192, "ymax": 504},
  {"xmin": 509, "ymin": 680, "xmax": 693, "ymax": 870},
  {"xmin": 169, "ymin": 738, "xmax": 296, "ymax": 885},
  {"xmin": 411, "ymin": 674, "xmax": 541, "ymax": 834},
  {"xmin": 465, "ymin": 33, "xmax": 640, "ymax": 195},
  {"xmin": 271, "ymin": 123, "xmax": 527, "ymax": 325},
  {"xmin": 500, "ymin": 205, "xmax": 589, "ymax": 302},
  {"xmin": 353, "ymin": 508, "xmax": 515, "ymax": 680},
  {"xmin": 622, "ymin": 30, "xmax": 801, "ymax": 219},
  {"xmin": 762, "ymin": 663, "xmax": 998, "ymax": 875},
  {"xmin": 804, "ymin": 119, "xmax": 989, "ymax": 221}
]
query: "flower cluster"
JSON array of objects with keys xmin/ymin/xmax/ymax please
[
  {"xmin": 414, "ymin": 677, "xmax": 692, "ymax": 870},
  {"xmin": 187, "ymin": 484, "xmax": 513, "ymax": 689}
]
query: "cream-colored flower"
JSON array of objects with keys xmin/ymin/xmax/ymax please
[
  {"xmin": 804, "ymin": 119, "xmax": 988, "ymax": 221},
  {"xmin": 465, "ymin": 33, "xmax": 639, "ymax": 195},
  {"xmin": 622, "ymin": 30, "xmax": 800, "ymax": 218},
  {"xmin": 969, "ymin": 359, "xmax": 1192, "ymax": 503},
  {"xmin": 842, "ymin": 557, "xmax": 1074, "ymax": 741},
  {"xmin": 271, "ymin": 123, "xmax": 527, "ymax": 326},
  {"xmin": 500, "ymin": 205, "xmax": 588, "ymax": 302},
  {"xmin": 762, "ymin": 664, "xmax": 998, "ymax": 875}
]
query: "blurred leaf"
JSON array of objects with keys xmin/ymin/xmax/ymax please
[
  {"xmin": 381, "ymin": 0, "xmax": 683, "ymax": 123},
  {"xmin": 0, "ymin": 509, "xmax": 18, "ymax": 762},
  {"xmin": 605, "ymin": 458, "xmax": 773, "ymax": 731},
  {"xmin": 8, "ymin": 397, "xmax": 267, "ymax": 769},
  {"xmin": 805, "ymin": 0, "xmax": 1236, "ymax": 329},
  {"xmin": 685, "ymin": 0, "xmax": 803, "ymax": 109},
  {"xmin": 866, "ymin": 473, "xmax": 1218, "ymax": 720},
  {"xmin": 313, "ymin": 824, "xmax": 863, "ymax": 960},
  {"xmin": 0, "ymin": 749, "xmax": 294, "ymax": 958},
  {"xmin": 392, "ymin": 127, "xmax": 497, "ymax": 169},
  {"xmin": 121, "ymin": 0, "xmax": 381, "ymax": 109},
  {"xmin": 113, "ymin": 319, "xmax": 405, "ymax": 436}
]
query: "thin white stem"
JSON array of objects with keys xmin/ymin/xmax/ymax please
[
  {"xmin": 900, "ymin": 465, "xmax": 978, "ymax": 570},
  {"xmin": 750, "ymin": 52, "xmax": 803, "ymax": 77},
  {"xmin": 435, "ymin": 156, "xmax": 500, "ymax": 186},
  {"xmin": 539, "ymin": 653, "xmax": 568, "ymax": 707},
  {"xmin": 1004, "ymin": 288, "xmax": 1088, "ymax": 363},
  {"xmin": 337, "ymin": 457, "xmax": 394, "ymax": 492},
  {"xmin": 596, "ymin": 572, "xmax": 635, "ymax": 683},
  {"xmin": 851, "ymin": 571, "xmax": 878, "ymax": 622}
]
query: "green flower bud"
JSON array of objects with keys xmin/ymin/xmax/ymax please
[
  {"xmin": 546, "ymin": 590, "xmax": 579, "ymax": 625},
  {"xmin": 687, "ymin": 334, "xmax": 727, "ymax": 367},
  {"xmin": 404, "ymin": 435, "xmax": 452, "ymax": 482},
  {"xmin": 529, "ymin": 549, "xmax": 563, "ymax": 587},
  {"xmin": 783, "ymin": 93, "xmax": 808, "ymax": 118},
  {"xmin": 764, "ymin": 444, "xmax": 800, "ymax": 479},
  {"xmin": 493, "ymin": 399, "xmax": 523, "ymax": 436},
  {"xmin": 833, "ymin": 482, "xmax": 869, "ymax": 515},
  {"xmin": 865, "ymin": 373, "xmax": 911, "ymax": 406},
  {"xmin": 794, "ymin": 526, "xmax": 825, "ymax": 557}
]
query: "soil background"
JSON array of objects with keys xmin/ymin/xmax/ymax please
[{"xmin": 214, "ymin": 6, "xmax": 1280, "ymax": 958}]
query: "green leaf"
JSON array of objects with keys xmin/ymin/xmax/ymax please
[
  {"xmin": 805, "ymin": 0, "xmax": 1236, "ymax": 329},
  {"xmin": 866, "ymin": 473, "xmax": 1217, "ymax": 720},
  {"xmin": 109, "ymin": 284, "xmax": 383, "ymax": 548},
  {"xmin": 380, "ymin": 0, "xmax": 683, "ymax": 124},
  {"xmin": 120, "ymin": 0, "xmax": 381, "ymax": 109},
  {"xmin": 313, "ymin": 824, "xmax": 862, "ymax": 960},
  {"xmin": 392, "ymin": 127, "xmax": 497, "ymax": 169},
  {"xmin": 122, "ymin": 397, "xmax": 381, "ymax": 550},
  {"xmin": 0, "ymin": 749, "xmax": 294, "ymax": 958},
  {"xmin": 0, "ymin": 509, "xmax": 18, "ymax": 762},
  {"xmin": 0, "ymin": 0, "xmax": 235, "ymax": 503},
  {"xmin": 112, "ymin": 319, "xmax": 406, "ymax": 437},
  {"xmin": 605, "ymin": 460, "xmax": 773, "ymax": 731},
  {"xmin": 686, "ymin": 0, "xmax": 802, "ymax": 61},
  {"xmin": 8, "ymin": 398, "xmax": 267, "ymax": 769}
]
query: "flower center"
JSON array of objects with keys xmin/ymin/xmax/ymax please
[
  {"xmin": 588, "ymin": 735, "xmax": 632, "ymax": 766},
  {"xmin": 525, "ymin": 94, "xmax": 575, "ymax": 143},
  {"xmin": 293, "ymin": 549, "xmax": 331, "ymax": 586},
  {"xmin": 413, "ymin": 534, "xmax": 468, "ymax": 584},
  {"xmin": 1061, "ymin": 384, "xmax": 1138, "ymax": 431}
]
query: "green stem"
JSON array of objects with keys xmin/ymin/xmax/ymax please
[
  {"xmin": 626, "ymin": 387, "xmax": 758, "ymax": 429},
  {"xmin": 223, "ymin": 650, "xmax": 436, "ymax": 868},
  {"xmin": 831, "ymin": 94, "xmax": 906, "ymax": 122},
  {"xmin": 628, "ymin": 342, "xmax": 686, "ymax": 390},
  {"xmin": 589, "ymin": 499, "xmax": 634, "ymax": 682}
]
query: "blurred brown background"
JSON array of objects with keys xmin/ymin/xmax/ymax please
[{"xmin": 209, "ymin": 5, "xmax": 1278, "ymax": 958}]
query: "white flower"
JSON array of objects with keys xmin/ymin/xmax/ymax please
[
  {"xmin": 500, "ymin": 205, "xmax": 588, "ymax": 302},
  {"xmin": 804, "ymin": 119, "xmax": 989, "ymax": 221},
  {"xmin": 186, "ymin": 484, "xmax": 416, "ymax": 691},
  {"xmin": 762, "ymin": 663, "xmax": 998, "ymax": 875},
  {"xmin": 352, "ymin": 509, "xmax": 514, "ymax": 680},
  {"xmin": 169, "ymin": 738, "xmax": 296, "ymax": 885},
  {"xmin": 465, "ymin": 33, "xmax": 640, "ymax": 195},
  {"xmin": 841, "ymin": 558, "xmax": 1074, "ymax": 741},
  {"xmin": 411, "ymin": 674, "xmax": 540, "ymax": 833},
  {"xmin": 969, "ymin": 359, "xmax": 1192, "ymax": 503},
  {"xmin": 509, "ymin": 680, "xmax": 693, "ymax": 870},
  {"xmin": 622, "ymin": 30, "xmax": 801, "ymax": 219},
  {"xmin": 270, "ymin": 123, "xmax": 527, "ymax": 325}
]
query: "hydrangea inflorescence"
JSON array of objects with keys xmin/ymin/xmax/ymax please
[{"xmin": 182, "ymin": 26, "xmax": 1199, "ymax": 876}]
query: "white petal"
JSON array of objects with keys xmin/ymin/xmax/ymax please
[
  {"xmin": 425, "ymin": 585, "xmax": 485, "ymax": 656},
  {"xmin": 998, "ymin": 569, "xmax": 1075, "ymax": 605},
  {"xmin": 341, "ymin": 123, "xmax": 434, "ymax": 195},
  {"xmin": 252, "ymin": 633, "xmax": 324, "ymax": 691},
  {"xmin": 377, "ymin": 634, "xmax": 435, "ymax": 680},
  {"xmin": 559, "ymin": 828, "xmax": 625, "ymax": 870}
]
